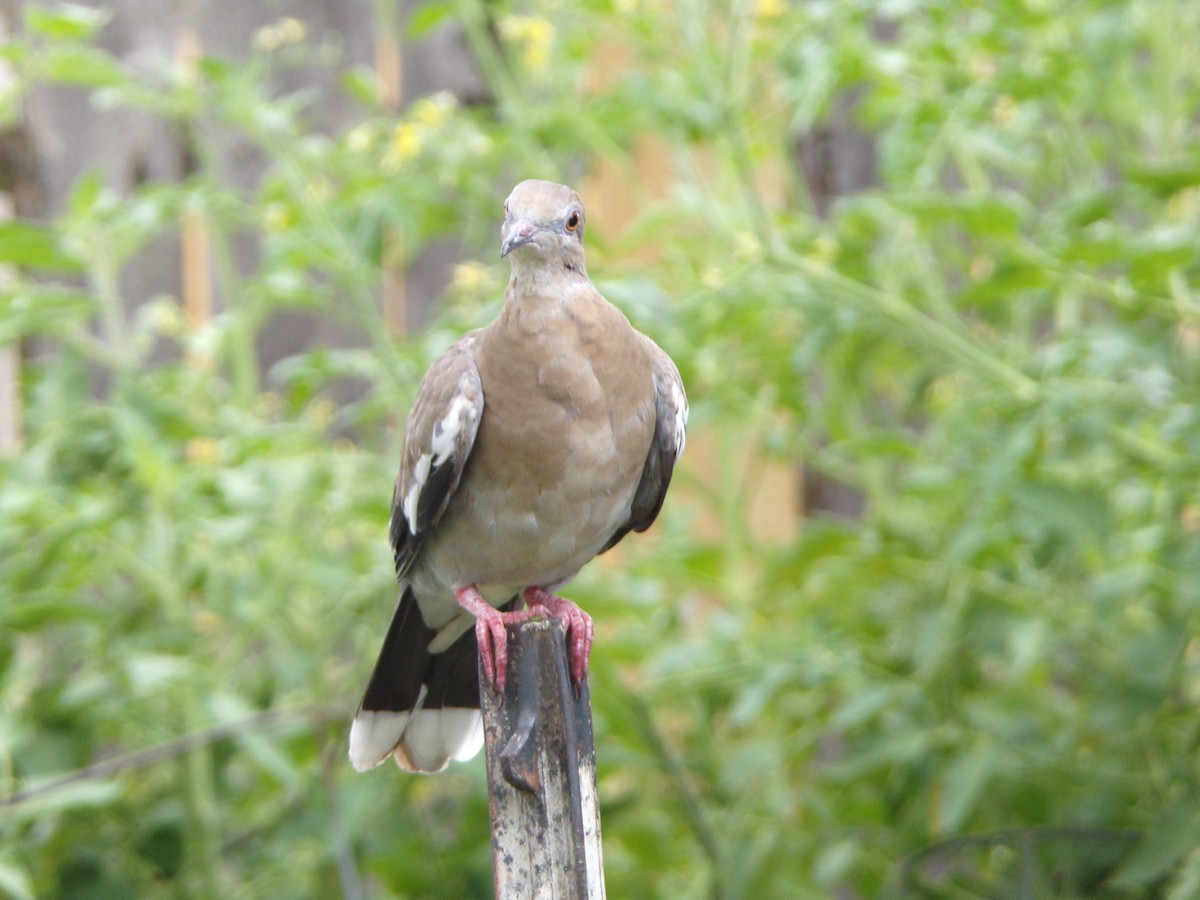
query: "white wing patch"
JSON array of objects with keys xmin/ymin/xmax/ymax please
[
  {"xmin": 401, "ymin": 382, "xmax": 481, "ymax": 532},
  {"xmin": 403, "ymin": 453, "xmax": 432, "ymax": 528},
  {"xmin": 432, "ymin": 391, "xmax": 475, "ymax": 465},
  {"xmin": 670, "ymin": 377, "xmax": 688, "ymax": 459}
]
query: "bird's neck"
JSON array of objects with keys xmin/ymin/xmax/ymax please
[{"xmin": 507, "ymin": 258, "xmax": 589, "ymax": 295}]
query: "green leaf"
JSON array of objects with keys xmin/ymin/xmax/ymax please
[
  {"xmin": 938, "ymin": 746, "xmax": 994, "ymax": 834},
  {"xmin": 208, "ymin": 694, "xmax": 302, "ymax": 791},
  {"xmin": 126, "ymin": 654, "xmax": 192, "ymax": 695},
  {"xmin": 1125, "ymin": 158, "xmax": 1200, "ymax": 197},
  {"xmin": 0, "ymin": 221, "xmax": 80, "ymax": 271},
  {"xmin": 66, "ymin": 169, "xmax": 106, "ymax": 216},
  {"xmin": 340, "ymin": 67, "xmax": 378, "ymax": 107},
  {"xmin": 1109, "ymin": 801, "xmax": 1200, "ymax": 889},
  {"xmin": 2, "ymin": 599, "xmax": 106, "ymax": 630},
  {"xmin": 408, "ymin": 2, "xmax": 456, "ymax": 39},
  {"xmin": 1010, "ymin": 479, "xmax": 1111, "ymax": 546},
  {"xmin": 814, "ymin": 839, "xmax": 858, "ymax": 887},
  {"xmin": 0, "ymin": 857, "xmax": 35, "ymax": 900},
  {"xmin": 1167, "ymin": 847, "xmax": 1200, "ymax": 900},
  {"xmin": 831, "ymin": 684, "xmax": 900, "ymax": 730},
  {"xmin": 0, "ymin": 285, "xmax": 96, "ymax": 345},
  {"xmin": 41, "ymin": 45, "xmax": 127, "ymax": 88},
  {"xmin": 892, "ymin": 190, "xmax": 1028, "ymax": 238},
  {"xmin": 3, "ymin": 780, "xmax": 124, "ymax": 825},
  {"xmin": 24, "ymin": 4, "xmax": 111, "ymax": 41}
]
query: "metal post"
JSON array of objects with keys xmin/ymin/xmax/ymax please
[{"xmin": 479, "ymin": 619, "xmax": 605, "ymax": 899}]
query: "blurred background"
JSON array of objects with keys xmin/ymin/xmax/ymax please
[{"xmin": 2, "ymin": 0, "xmax": 1199, "ymax": 897}]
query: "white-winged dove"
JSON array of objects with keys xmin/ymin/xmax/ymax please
[{"xmin": 349, "ymin": 180, "xmax": 688, "ymax": 773}]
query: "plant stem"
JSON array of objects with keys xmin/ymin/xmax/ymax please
[
  {"xmin": 786, "ymin": 253, "xmax": 1041, "ymax": 402},
  {"xmin": 181, "ymin": 700, "xmax": 223, "ymax": 899},
  {"xmin": 89, "ymin": 246, "xmax": 131, "ymax": 366},
  {"xmin": 625, "ymin": 690, "xmax": 729, "ymax": 900},
  {"xmin": 451, "ymin": 0, "xmax": 556, "ymax": 174}
]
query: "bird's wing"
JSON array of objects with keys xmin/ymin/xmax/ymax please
[
  {"xmin": 602, "ymin": 335, "xmax": 688, "ymax": 553},
  {"xmin": 390, "ymin": 333, "xmax": 484, "ymax": 579}
]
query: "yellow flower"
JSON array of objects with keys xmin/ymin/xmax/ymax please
[
  {"xmin": 968, "ymin": 53, "xmax": 996, "ymax": 82},
  {"xmin": 992, "ymin": 94, "xmax": 1018, "ymax": 127},
  {"xmin": 277, "ymin": 17, "xmax": 306, "ymax": 44},
  {"xmin": 969, "ymin": 254, "xmax": 995, "ymax": 282},
  {"xmin": 149, "ymin": 300, "xmax": 185, "ymax": 336},
  {"xmin": 413, "ymin": 92, "xmax": 456, "ymax": 128},
  {"xmin": 253, "ymin": 17, "xmax": 308, "ymax": 52},
  {"xmin": 733, "ymin": 232, "xmax": 763, "ymax": 263},
  {"xmin": 451, "ymin": 262, "xmax": 492, "ymax": 295},
  {"xmin": 185, "ymin": 437, "xmax": 221, "ymax": 465},
  {"xmin": 262, "ymin": 202, "xmax": 292, "ymax": 234},
  {"xmin": 809, "ymin": 235, "xmax": 838, "ymax": 263},
  {"xmin": 193, "ymin": 610, "xmax": 223, "ymax": 637},
  {"xmin": 346, "ymin": 123, "xmax": 375, "ymax": 154},
  {"xmin": 1168, "ymin": 187, "xmax": 1200, "ymax": 221},
  {"xmin": 310, "ymin": 399, "xmax": 337, "ymax": 430},
  {"xmin": 383, "ymin": 122, "xmax": 422, "ymax": 171},
  {"xmin": 927, "ymin": 374, "xmax": 962, "ymax": 409},
  {"xmin": 754, "ymin": 0, "xmax": 787, "ymax": 20},
  {"xmin": 256, "ymin": 392, "xmax": 283, "ymax": 419},
  {"xmin": 1177, "ymin": 320, "xmax": 1200, "ymax": 355},
  {"xmin": 305, "ymin": 177, "xmax": 332, "ymax": 203},
  {"xmin": 701, "ymin": 266, "xmax": 726, "ymax": 290},
  {"xmin": 498, "ymin": 15, "xmax": 555, "ymax": 72}
]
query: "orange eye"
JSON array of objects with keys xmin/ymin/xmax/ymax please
[
  {"xmin": 503, "ymin": 202, "xmax": 510, "ymax": 219},
  {"xmin": 565, "ymin": 211, "xmax": 580, "ymax": 232}
]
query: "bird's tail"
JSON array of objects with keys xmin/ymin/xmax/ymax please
[{"xmin": 349, "ymin": 587, "xmax": 484, "ymax": 773}]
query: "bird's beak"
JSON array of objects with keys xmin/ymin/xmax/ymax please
[{"xmin": 500, "ymin": 221, "xmax": 538, "ymax": 258}]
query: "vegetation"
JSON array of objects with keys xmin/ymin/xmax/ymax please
[{"xmin": 3, "ymin": 1, "xmax": 1200, "ymax": 896}]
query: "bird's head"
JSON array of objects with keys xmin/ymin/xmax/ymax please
[{"xmin": 499, "ymin": 180, "xmax": 587, "ymax": 273}]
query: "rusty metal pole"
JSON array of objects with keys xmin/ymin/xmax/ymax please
[{"xmin": 479, "ymin": 619, "xmax": 605, "ymax": 899}]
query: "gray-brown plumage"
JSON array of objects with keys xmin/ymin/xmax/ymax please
[{"xmin": 350, "ymin": 180, "xmax": 687, "ymax": 773}]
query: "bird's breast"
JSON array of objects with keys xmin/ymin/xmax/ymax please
[{"xmin": 420, "ymin": 300, "xmax": 655, "ymax": 592}]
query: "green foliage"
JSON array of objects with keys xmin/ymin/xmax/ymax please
[{"xmin": 3, "ymin": 0, "xmax": 1200, "ymax": 897}]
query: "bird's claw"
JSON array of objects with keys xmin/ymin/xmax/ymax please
[
  {"xmin": 456, "ymin": 584, "xmax": 594, "ymax": 695},
  {"xmin": 523, "ymin": 587, "xmax": 594, "ymax": 690}
]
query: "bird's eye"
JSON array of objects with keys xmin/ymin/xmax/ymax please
[
  {"xmin": 565, "ymin": 211, "xmax": 580, "ymax": 232},
  {"xmin": 503, "ymin": 202, "xmax": 510, "ymax": 220}
]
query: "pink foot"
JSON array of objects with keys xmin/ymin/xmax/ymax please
[
  {"xmin": 454, "ymin": 585, "xmax": 594, "ymax": 693},
  {"xmin": 454, "ymin": 585, "xmax": 534, "ymax": 692},
  {"xmin": 522, "ymin": 587, "xmax": 594, "ymax": 688}
]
